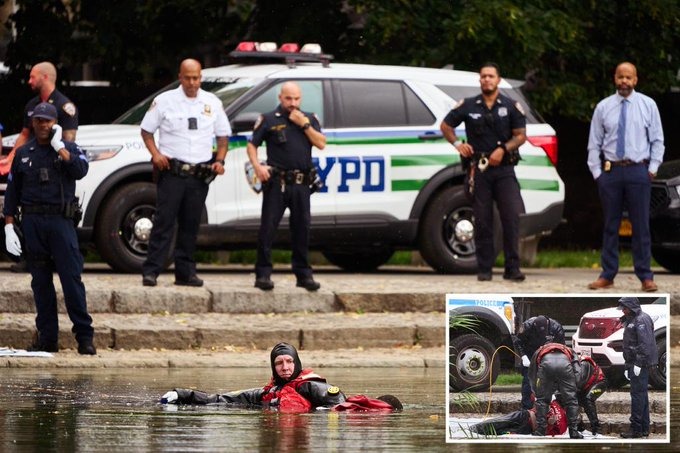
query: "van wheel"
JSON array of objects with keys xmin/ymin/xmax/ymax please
[
  {"xmin": 95, "ymin": 182, "xmax": 173, "ymax": 273},
  {"xmin": 419, "ymin": 186, "xmax": 500, "ymax": 274},
  {"xmin": 649, "ymin": 337, "xmax": 666, "ymax": 390},
  {"xmin": 450, "ymin": 334, "xmax": 499, "ymax": 392},
  {"xmin": 322, "ymin": 248, "xmax": 394, "ymax": 272}
]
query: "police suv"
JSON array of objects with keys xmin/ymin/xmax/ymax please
[{"xmin": 1, "ymin": 43, "xmax": 565, "ymax": 273}]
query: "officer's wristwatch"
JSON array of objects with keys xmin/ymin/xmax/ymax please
[
  {"xmin": 216, "ymin": 159, "xmax": 225, "ymax": 165},
  {"xmin": 301, "ymin": 122, "xmax": 312, "ymax": 130}
]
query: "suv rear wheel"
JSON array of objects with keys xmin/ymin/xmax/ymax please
[
  {"xmin": 651, "ymin": 247, "xmax": 680, "ymax": 273},
  {"xmin": 419, "ymin": 185, "xmax": 500, "ymax": 274},
  {"xmin": 95, "ymin": 182, "xmax": 173, "ymax": 273},
  {"xmin": 649, "ymin": 337, "xmax": 666, "ymax": 390}
]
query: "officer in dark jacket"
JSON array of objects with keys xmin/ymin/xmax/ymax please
[
  {"xmin": 513, "ymin": 315, "xmax": 565, "ymax": 409},
  {"xmin": 247, "ymin": 82, "xmax": 326, "ymax": 291},
  {"xmin": 528, "ymin": 343, "xmax": 583, "ymax": 439},
  {"xmin": 3, "ymin": 102, "xmax": 95, "ymax": 355},
  {"xmin": 440, "ymin": 62, "xmax": 527, "ymax": 282},
  {"xmin": 556, "ymin": 355, "xmax": 607, "ymax": 435},
  {"xmin": 618, "ymin": 296, "xmax": 658, "ymax": 438}
]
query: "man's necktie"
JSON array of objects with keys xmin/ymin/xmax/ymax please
[{"xmin": 616, "ymin": 99, "xmax": 627, "ymax": 159}]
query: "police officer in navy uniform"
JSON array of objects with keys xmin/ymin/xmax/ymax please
[
  {"xmin": 440, "ymin": 62, "xmax": 527, "ymax": 282},
  {"xmin": 1, "ymin": 61, "xmax": 78, "ymax": 273},
  {"xmin": 3, "ymin": 102, "xmax": 95, "ymax": 355},
  {"xmin": 140, "ymin": 59, "xmax": 230, "ymax": 287},
  {"xmin": 247, "ymin": 82, "xmax": 327, "ymax": 291}
]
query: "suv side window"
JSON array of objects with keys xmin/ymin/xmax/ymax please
[
  {"xmin": 240, "ymin": 80, "xmax": 324, "ymax": 124},
  {"xmin": 335, "ymin": 80, "xmax": 434, "ymax": 128}
]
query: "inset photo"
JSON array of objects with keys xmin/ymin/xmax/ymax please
[{"xmin": 446, "ymin": 293, "xmax": 670, "ymax": 444}]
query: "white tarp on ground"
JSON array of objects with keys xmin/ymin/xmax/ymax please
[
  {"xmin": 0, "ymin": 347, "xmax": 53, "ymax": 357},
  {"xmin": 447, "ymin": 417, "xmax": 615, "ymax": 440}
]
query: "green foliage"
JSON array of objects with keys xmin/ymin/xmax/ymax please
[{"xmin": 347, "ymin": 0, "xmax": 679, "ymax": 120}]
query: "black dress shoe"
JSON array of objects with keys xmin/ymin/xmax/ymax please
[
  {"xmin": 620, "ymin": 431, "xmax": 646, "ymax": 439},
  {"xmin": 503, "ymin": 270, "xmax": 526, "ymax": 282},
  {"xmin": 569, "ymin": 428, "xmax": 584, "ymax": 439},
  {"xmin": 142, "ymin": 274, "xmax": 157, "ymax": 287},
  {"xmin": 254, "ymin": 277, "xmax": 274, "ymax": 290},
  {"xmin": 174, "ymin": 275, "xmax": 203, "ymax": 287},
  {"xmin": 27, "ymin": 341, "xmax": 58, "ymax": 353},
  {"xmin": 477, "ymin": 272, "xmax": 492, "ymax": 281},
  {"xmin": 78, "ymin": 341, "xmax": 97, "ymax": 355},
  {"xmin": 296, "ymin": 277, "xmax": 320, "ymax": 291}
]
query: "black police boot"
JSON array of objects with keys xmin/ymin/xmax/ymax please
[
  {"xmin": 174, "ymin": 275, "xmax": 203, "ymax": 287},
  {"xmin": 620, "ymin": 431, "xmax": 645, "ymax": 439},
  {"xmin": 77, "ymin": 340, "xmax": 97, "ymax": 355},
  {"xmin": 296, "ymin": 277, "xmax": 320, "ymax": 291},
  {"xmin": 569, "ymin": 428, "xmax": 584, "ymax": 439},
  {"xmin": 254, "ymin": 277, "xmax": 274, "ymax": 291},
  {"xmin": 477, "ymin": 272, "xmax": 492, "ymax": 281},
  {"xmin": 27, "ymin": 340, "xmax": 58, "ymax": 353},
  {"xmin": 503, "ymin": 270, "xmax": 526, "ymax": 282},
  {"xmin": 142, "ymin": 274, "xmax": 157, "ymax": 287}
]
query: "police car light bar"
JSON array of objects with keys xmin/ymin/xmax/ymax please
[{"xmin": 229, "ymin": 41, "xmax": 334, "ymax": 67}]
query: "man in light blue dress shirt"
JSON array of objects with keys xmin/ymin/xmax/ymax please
[{"xmin": 586, "ymin": 62, "xmax": 665, "ymax": 292}]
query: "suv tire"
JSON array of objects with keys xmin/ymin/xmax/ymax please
[
  {"xmin": 450, "ymin": 333, "xmax": 500, "ymax": 392},
  {"xmin": 651, "ymin": 246, "xmax": 680, "ymax": 273},
  {"xmin": 419, "ymin": 185, "xmax": 500, "ymax": 274},
  {"xmin": 95, "ymin": 182, "xmax": 172, "ymax": 273},
  {"xmin": 649, "ymin": 337, "xmax": 666, "ymax": 390}
]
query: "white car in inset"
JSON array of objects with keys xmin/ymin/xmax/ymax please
[{"xmin": 572, "ymin": 297, "xmax": 668, "ymax": 389}]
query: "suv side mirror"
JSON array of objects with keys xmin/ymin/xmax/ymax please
[{"xmin": 231, "ymin": 112, "xmax": 261, "ymax": 134}]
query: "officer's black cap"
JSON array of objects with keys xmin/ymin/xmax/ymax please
[{"xmin": 31, "ymin": 102, "xmax": 58, "ymax": 121}]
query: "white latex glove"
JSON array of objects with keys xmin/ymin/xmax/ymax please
[
  {"xmin": 4, "ymin": 224, "xmax": 21, "ymax": 256},
  {"xmin": 633, "ymin": 365, "xmax": 641, "ymax": 377},
  {"xmin": 50, "ymin": 124, "xmax": 65, "ymax": 152},
  {"xmin": 160, "ymin": 390, "xmax": 178, "ymax": 404},
  {"xmin": 624, "ymin": 369, "xmax": 630, "ymax": 380},
  {"xmin": 521, "ymin": 355, "xmax": 530, "ymax": 367}
]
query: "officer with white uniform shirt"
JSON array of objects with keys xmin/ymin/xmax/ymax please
[{"xmin": 140, "ymin": 59, "xmax": 231, "ymax": 287}]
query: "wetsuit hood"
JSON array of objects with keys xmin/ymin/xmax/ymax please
[
  {"xmin": 617, "ymin": 296, "xmax": 641, "ymax": 316},
  {"xmin": 270, "ymin": 342, "xmax": 303, "ymax": 385}
]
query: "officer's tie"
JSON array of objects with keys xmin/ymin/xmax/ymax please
[{"xmin": 616, "ymin": 99, "xmax": 628, "ymax": 159}]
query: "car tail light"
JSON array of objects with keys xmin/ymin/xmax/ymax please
[
  {"xmin": 578, "ymin": 317, "xmax": 623, "ymax": 339},
  {"xmin": 235, "ymin": 41, "xmax": 257, "ymax": 52},
  {"xmin": 527, "ymin": 135, "xmax": 558, "ymax": 167},
  {"xmin": 279, "ymin": 43, "xmax": 300, "ymax": 53}
]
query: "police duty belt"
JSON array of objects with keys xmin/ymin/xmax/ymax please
[{"xmin": 168, "ymin": 159, "xmax": 217, "ymax": 184}]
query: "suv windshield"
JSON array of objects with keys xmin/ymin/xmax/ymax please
[{"xmin": 114, "ymin": 77, "xmax": 255, "ymax": 125}]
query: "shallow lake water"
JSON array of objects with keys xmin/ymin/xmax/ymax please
[{"xmin": 0, "ymin": 366, "xmax": 678, "ymax": 452}]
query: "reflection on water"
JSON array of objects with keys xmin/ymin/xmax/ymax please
[
  {"xmin": 0, "ymin": 368, "xmax": 446, "ymax": 452},
  {"xmin": 0, "ymin": 366, "xmax": 677, "ymax": 451}
]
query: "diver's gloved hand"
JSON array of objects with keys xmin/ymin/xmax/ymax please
[
  {"xmin": 633, "ymin": 365, "xmax": 641, "ymax": 377},
  {"xmin": 160, "ymin": 390, "xmax": 178, "ymax": 404},
  {"xmin": 624, "ymin": 369, "xmax": 630, "ymax": 380},
  {"xmin": 521, "ymin": 355, "xmax": 530, "ymax": 367}
]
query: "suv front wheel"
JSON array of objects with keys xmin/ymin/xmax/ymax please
[
  {"xmin": 419, "ymin": 185, "xmax": 500, "ymax": 274},
  {"xmin": 95, "ymin": 182, "xmax": 173, "ymax": 273}
]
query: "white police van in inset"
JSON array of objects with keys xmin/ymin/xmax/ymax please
[
  {"xmin": 1, "ymin": 42, "xmax": 565, "ymax": 273},
  {"xmin": 448, "ymin": 294, "xmax": 517, "ymax": 391}
]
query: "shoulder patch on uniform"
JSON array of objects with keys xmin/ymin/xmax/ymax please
[
  {"xmin": 327, "ymin": 386, "xmax": 340, "ymax": 395},
  {"xmin": 515, "ymin": 101, "xmax": 525, "ymax": 117},
  {"xmin": 453, "ymin": 99, "xmax": 464, "ymax": 110},
  {"xmin": 62, "ymin": 102, "xmax": 77, "ymax": 117},
  {"xmin": 253, "ymin": 115, "xmax": 264, "ymax": 131}
]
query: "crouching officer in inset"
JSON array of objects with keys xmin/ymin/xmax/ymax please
[
  {"xmin": 247, "ymin": 82, "xmax": 326, "ymax": 291},
  {"xmin": 529, "ymin": 342, "xmax": 583, "ymax": 438},
  {"xmin": 513, "ymin": 315, "xmax": 565, "ymax": 410},
  {"xmin": 3, "ymin": 102, "xmax": 95, "ymax": 354},
  {"xmin": 556, "ymin": 354, "xmax": 607, "ymax": 436}
]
